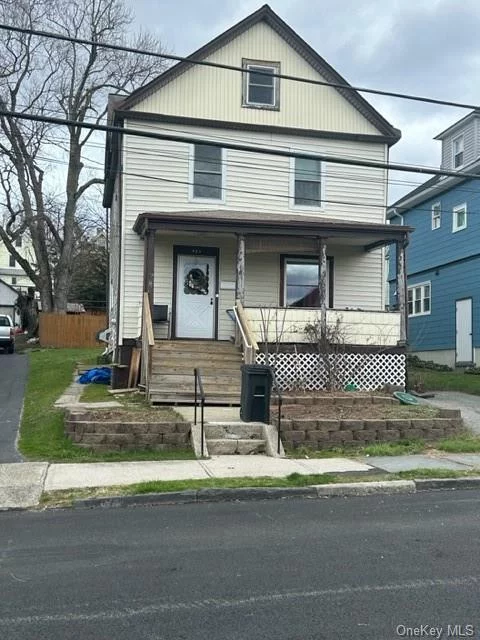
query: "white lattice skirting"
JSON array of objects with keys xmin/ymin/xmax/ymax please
[{"xmin": 255, "ymin": 352, "xmax": 406, "ymax": 391}]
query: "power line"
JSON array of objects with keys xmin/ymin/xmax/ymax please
[
  {"xmin": 2, "ymin": 108, "xmax": 480, "ymax": 181},
  {"xmin": 1, "ymin": 23, "xmax": 479, "ymax": 112},
  {"xmin": 35, "ymin": 150, "xmax": 480, "ymax": 217}
]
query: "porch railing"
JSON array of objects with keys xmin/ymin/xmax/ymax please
[
  {"xmin": 243, "ymin": 307, "xmax": 402, "ymax": 347},
  {"xmin": 141, "ymin": 293, "xmax": 155, "ymax": 395},
  {"xmin": 233, "ymin": 299, "xmax": 259, "ymax": 364}
]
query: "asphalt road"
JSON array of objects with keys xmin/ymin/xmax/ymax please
[
  {"xmin": 1, "ymin": 491, "xmax": 480, "ymax": 639},
  {"xmin": 0, "ymin": 352, "xmax": 28, "ymax": 462}
]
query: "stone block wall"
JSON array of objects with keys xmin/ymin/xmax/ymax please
[
  {"xmin": 65, "ymin": 411, "xmax": 192, "ymax": 452},
  {"xmin": 270, "ymin": 395, "xmax": 464, "ymax": 450}
]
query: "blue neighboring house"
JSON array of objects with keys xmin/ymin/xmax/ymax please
[{"xmin": 388, "ymin": 111, "xmax": 480, "ymax": 368}]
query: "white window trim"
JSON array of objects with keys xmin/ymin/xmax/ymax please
[
  {"xmin": 452, "ymin": 134, "xmax": 464, "ymax": 169},
  {"xmin": 289, "ymin": 156, "xmax": 326, "ymax": 211},
  {"xmin": 431, "ymin": 202, "xmax": 441, "ymax": 230},
  {"xmin": 188, "ymin": 144, "xmax": 226, "ymax": 204},
  {"xmin": 452, "ymin": 203, "xmax": 467, "ymax": 232},
  {"xmin": 407, "ymin": 281, "xmax": 431, "ymax": 318},
  {"xmin": 242, "ymin": 60, "xmax": 280, "ymax": 109}
]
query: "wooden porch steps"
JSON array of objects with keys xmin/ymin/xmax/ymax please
[{"xmin": 149, "ymin": 340, "xmax": 243, "ymax": 406}]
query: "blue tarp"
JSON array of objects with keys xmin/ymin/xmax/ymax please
[{"xmin": 78, "ymin": 367, "xmax": 111, "ymax": 385}]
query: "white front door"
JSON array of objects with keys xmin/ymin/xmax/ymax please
[
  {"xmin": 456, "ymin": 298, "xmax": 473, "ymax": 364},
  {"xmin": 175, "ymin": 252, "xmax": 217, "ymax": 338}
]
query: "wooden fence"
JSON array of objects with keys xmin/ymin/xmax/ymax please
[{"xmin": 39, "ymin": 312, "xmax": 108, "ymax": 348}]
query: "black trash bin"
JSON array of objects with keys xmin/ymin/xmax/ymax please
[{"xmin": 240, "ymin": 364, "xmax": 273, "ymax": 422}]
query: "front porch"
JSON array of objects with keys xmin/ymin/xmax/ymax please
[{"xmin": 134, "ymin": 210, "xmax": 411, "ymax": 400}]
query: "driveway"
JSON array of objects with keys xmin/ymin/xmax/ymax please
[
  {"xmin": 418, "ymin": 391, "xmax": 480, "ymax": 435},
  {"xmin": 0, "ymin": 352, "xmax": 28, "ymax": 462}
]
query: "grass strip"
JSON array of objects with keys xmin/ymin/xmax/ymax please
[
  {"xmin": 19, "ymin": 348, "xmax": 194, "ymax": 462},
  {"xmin": 408, "ymin": 367, "xmax": 480, "ymax": 395},
  {"xmin": 39, "ymin": 468, "xmax": 480, "ymax": 509}
]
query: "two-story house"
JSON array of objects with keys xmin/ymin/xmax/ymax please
[
  {"xmin": 388, "ymin": 110, "xmax": 480, "ymax": 368},
  {"xmin": 0, "ymin": 236, "xmax": 34, "ymax": 293},
  {"xmin": 103, "ymin": 4, "xmax": 410, "ymax": 401}
]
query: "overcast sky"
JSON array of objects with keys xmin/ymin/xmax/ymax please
[{"xmin": 129, "ymin": 0, "xmax": 480, "ymax": 202}]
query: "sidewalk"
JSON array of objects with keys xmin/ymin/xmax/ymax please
[
  {"xmin": 2, "ymin": 452, "xmax": 480, "ymax": 511},
  {"xmin": 2, "ymin": 386, "xmax": 479, "ymax": 511}
]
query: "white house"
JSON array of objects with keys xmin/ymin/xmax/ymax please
[
  {"xmin": 103, "ymin": 4, "xmax": 410, "ymax": 400},
  {"xmin": 0, "ymin": 236, "xmax": 35, "ymax": 293},
  {"xmin": 0, "ymin": 278, "xmax": 20, "ymax": 325}
]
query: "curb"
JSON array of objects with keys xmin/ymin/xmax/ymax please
[
  {"xmin": 72, "ymin": 480, "xmax": 415, "ymax": 510},
  {"xmin": 415, "ymin": 476, "xmax": 480, "ymax": 491}
]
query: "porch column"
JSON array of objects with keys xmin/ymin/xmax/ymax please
[
  {"xmin": 396, "ymin": 238, "xmax": 408, "ymax": 344},
  {"xmin": 317, "ymin": 237, "xmax": 328, "ymax": 337},
  {"xmin": 143, "ymin": 229, "xmax": 155, "ymax": 314},
  {"xmin": 235, "ymin": 233, "xmax": 246, "ymax": 305}
]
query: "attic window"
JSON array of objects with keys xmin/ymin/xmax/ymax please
[
  {"xmin": 453, "ymin": 134, "xmax": 464, "ymax": 169},
  {"xmin": 242, "ymin": 59, "xmax": 280, "ymax": 109}
]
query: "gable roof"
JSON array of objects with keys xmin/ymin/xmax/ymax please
[
  {"xmin": 0, "ymin": 278, "xmax": 19, "ymax": 295},
  {"xmin": 387, "ymin": 157, "xmax": 480, "ymax": 217},
  {"xmin": 119, "ymin": 4, "xmax": 400, "ymax": 142},
  {"xmin": 434, "ymin": 110, "xmax": 480, "ymax": 141}
]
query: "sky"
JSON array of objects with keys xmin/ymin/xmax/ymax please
[{"xmin": 128, "ymin": 0, "xmax": 480, "ymax": 203}]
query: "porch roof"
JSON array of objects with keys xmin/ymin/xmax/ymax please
[{"xmin": 133, "ymin": 210, "xmax": 412, "ymax": 249}]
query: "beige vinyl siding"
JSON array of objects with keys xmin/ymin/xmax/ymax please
[
  {"xmin": 122, "ymin": 120, "xmax": 387, "ymax": 223},
  {"xmin": 119, "ymin": 123, "xmax": 387, "ymax": 339},
  {"xmin": 120, "ymin": 231, "xmax": 384, "ymax": 340},
  {"xmin": 132, "ymin": 22, "xmax": 381, "ymax": 136}
]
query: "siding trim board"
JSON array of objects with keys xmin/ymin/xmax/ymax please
[
  {"xmin": 134, "ymin": 211, "xmax": 411, "ymax": 246},
  {"xmin": 113, "ymin": 112, "xmax": 398, "ymax": 145}
]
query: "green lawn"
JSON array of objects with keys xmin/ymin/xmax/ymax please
[
  {"xmin": 408, "ymin": 367, "xmax": 480, "ymax": 395},
  {"xmin": 19, "ymin": 348, "xmax": 194, "ymax": 462}
]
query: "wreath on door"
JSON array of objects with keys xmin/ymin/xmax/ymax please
[{"xmin": 184, "ymin": 265, "xmax": 209, "ymax": 295}]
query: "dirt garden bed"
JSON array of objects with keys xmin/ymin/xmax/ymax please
[
  {"xmin": 271, "ymin": 393, "xmax": 465, "ymax": 450},
  {"xmin": 65, "ymin": 408, "xmax": 193, "ymax": 453}
]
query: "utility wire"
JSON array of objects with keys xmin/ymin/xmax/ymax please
[
  {"xmin": 2, "ymin": 108, "xmax": 480, "ymax": 181},
  {"xmin": 36, "ymin": 150, "xmax": 480, "ymax": 217},
  {"xmin": 0, "ymin": 23, "xmax": 479, "ymax": 112}
]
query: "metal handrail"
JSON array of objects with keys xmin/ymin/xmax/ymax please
[
  {"xmin": 269, "ymin": 365, "xmax": 283, "ymax": 455},
  {"xmin": 194, "ymin": 367, "xmax": 206, "ymax": 457}
]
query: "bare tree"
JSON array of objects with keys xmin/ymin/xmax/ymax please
[{"xmin": 0, "ymin": 0, "xmax": 167, "ymax": 311}]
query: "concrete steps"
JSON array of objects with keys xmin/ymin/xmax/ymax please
[
  {"xmin": 204, "ymin": 423, "xmax": 267, "ymax": 455},
  {"xmin": 149, "ymin": 340, "xmax": 243, "ymax": 406}
]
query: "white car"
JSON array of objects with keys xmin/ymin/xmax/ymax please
[{"xmin": 0, "ymin": 315, "xmax": 15, "ymax": 353}]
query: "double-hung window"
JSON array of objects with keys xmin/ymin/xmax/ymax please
[
  {"xmin": 431, "ymin": 202, "xmax": 441, "ymax": 230},
  {"xmin": 453, "ymin": 135, "xmax": 464, "ymax": 169},
  {"xmin": 190, "ymin": 144, "xmax": 224, "ymax": 201},
  {"xmin": 407, "ymin": 282, "xmax": 431, "ymax": 317},
  {"xmin": 242, "ymin": 60, "xmax": 280, "ymax": 109},
  {"xmin": 452, "ymin": 203, "xmax": 467, "ymax": 232},
  {"xmin": 291, "ymin": 158, "xmax": 323, "ymax": 208},
  {"xmin": 8, "ymin": 255, "xmax": 15, "ymax": 267}
]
